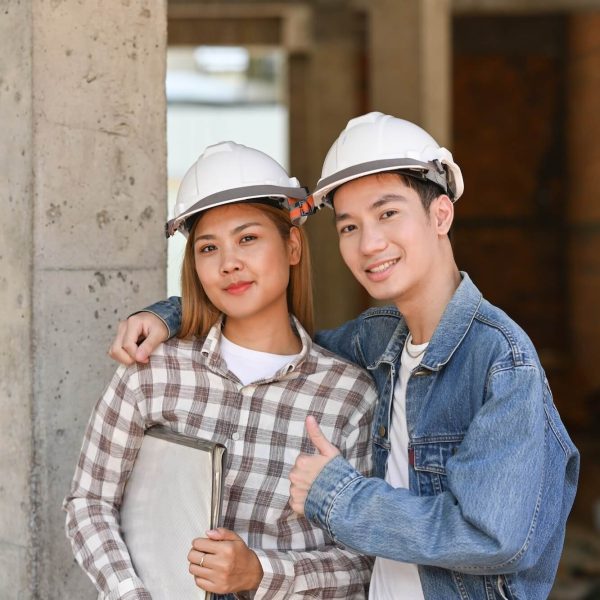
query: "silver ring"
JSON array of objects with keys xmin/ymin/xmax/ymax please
[{"xmin": 198, "ymin": 553, "xmax": 205, "ymax": 568}]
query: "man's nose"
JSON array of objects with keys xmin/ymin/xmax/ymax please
[{"xmin": 359, "ymin": 225, "xmax": 387, "ymax": 255}]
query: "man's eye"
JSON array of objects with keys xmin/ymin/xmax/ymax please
[
  {"xmin": 339, "ymin": 224, "xmax": 357, "ymax": 234},
  {"xmin": 381, "ymin": 210, "xmax": 398, "ymax": 219}
]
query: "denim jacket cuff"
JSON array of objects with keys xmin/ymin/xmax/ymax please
[
  {"xmin": 304, "ymin": 455, "xmax": 362, "ymax": 537},
  {"xmin": 129, "ymin": 297, "xmax": 182, "ymax": 340}
]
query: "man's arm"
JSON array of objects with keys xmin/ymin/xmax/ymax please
[
  {"xmin": 111, "ymin": 297, "xmax": 365, "ymax": 366},
  {"xmin": 109, "ymin": 297, "xmax": 182, "ymax": 364},
  {"xmin": 293, "ymin": 364, "xmax": 574, "ymax": 575},
  {"xmin": 314, "ymin": 314, "xmax": 364, "ymax": 365}
]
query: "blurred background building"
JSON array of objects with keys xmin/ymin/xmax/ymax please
[{"xmin": 2, "ymin": 0, "xmax": 600, "ymax": 597}]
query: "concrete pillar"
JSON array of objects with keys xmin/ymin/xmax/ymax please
[
  {"xmin": 301, "ymin": 6, "xmax": 369, "ymax": 329},
  {"xmin": 368, "ymin": 0, "xmax": 452, "ymax": 146},
  {"xmin": 0, "ymin": 1, "xmax": 167, "ymax": 598},
  {"xmin": 0, "ymin": 2, "xmax": 34, "ymax": 597},
  {"xmin": 566, "ymin": 11, "xmax": 600, "ymax": 423}
]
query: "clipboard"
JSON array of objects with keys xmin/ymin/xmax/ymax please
[{"xmin": 120, "ymin": 425, "xmax": 227, "ymax": 600}]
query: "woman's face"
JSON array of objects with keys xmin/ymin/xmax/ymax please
[{"xmin": 193, "ymin": 203, "xmax": 301, "ymax": 325}]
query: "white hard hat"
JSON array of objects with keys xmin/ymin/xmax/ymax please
[
  {"xmin": 166, "ymin": 141, "xmax": 312, "ymax": 237},
  {"xmin": 311, "ymin": 112, "xmax": 464, "ymax": 208}
]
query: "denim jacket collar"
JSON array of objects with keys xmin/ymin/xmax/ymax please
[{"xmin": 375, "ymin": 272, "xmax": 482, "ymax": 372}]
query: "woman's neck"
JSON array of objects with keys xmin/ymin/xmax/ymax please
[{"xmin": 222, "ymin": 311, "xmax": 301, "ymax": 355}]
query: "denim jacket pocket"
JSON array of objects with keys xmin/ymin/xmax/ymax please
[{"xmin": 411, "ymin": 438, "xmax": 463, "ymax": 496}]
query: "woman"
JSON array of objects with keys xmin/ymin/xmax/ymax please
[{"xmin": 64, "ymin": 142, "xmax": 376, "ymax": 599}]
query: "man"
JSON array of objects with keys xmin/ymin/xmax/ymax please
[{"xmin": 110, "ymin": 113, "xmax": 579, "ymax": 599}]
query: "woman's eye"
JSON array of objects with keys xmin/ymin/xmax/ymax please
[
  {"xmin": 198, "ymin": 244, "xmax": 216, "ymax": 254},
  {"xmin": 240, "ymin": 234, "xmax": 257, "ymax": 243}
]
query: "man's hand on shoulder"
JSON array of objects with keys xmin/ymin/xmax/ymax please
[{"xmin": 108, "ymin": 312, "xmax": 169, "ymax": 365}]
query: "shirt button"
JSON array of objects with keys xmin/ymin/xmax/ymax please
[
  {"xmin": 378, "ymin": 425, "xmax": 386, "ymax": 437},
  {"xmin": 231, "ymin": 432, "xmax": 240, "ymax": 441}
]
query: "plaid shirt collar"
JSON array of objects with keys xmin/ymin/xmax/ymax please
[{"xmin": 198, "ymin": 314, "xmax": 313, "ymax": 383}]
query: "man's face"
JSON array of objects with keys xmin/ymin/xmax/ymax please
[{"xmin": 333, "ymin": 173, "xmax": 447, "ymax": 307}]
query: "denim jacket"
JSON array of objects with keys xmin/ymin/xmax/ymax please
[{"xmin": 144, "ymin": 273, "xmax": 579, "ymax": 600}]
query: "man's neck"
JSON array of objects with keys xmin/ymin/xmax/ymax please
[{"xmin": 397, "ymin": 264, "xmax": 461, "ymax": 345}]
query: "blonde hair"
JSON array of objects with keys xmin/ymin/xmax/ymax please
[{"xmin": 179, "ymin": 202, "xmax": 314, "ymax": 340}]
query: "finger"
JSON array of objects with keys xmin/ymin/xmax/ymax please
[
  {"xmin": 205, "ymin": 527, "xmax": 242, "ymax": 542},
  {"xmin": 108, "ymin": 321, "xmax": 135, "ymax": 366},
  {"xmin": 193, "ymin": 576, "xmax": 218, "ymax": 593},
  {"xmin": 121, "ymin": 318, "xmax": 147, "ymax": 363},
  {"xmin": 188, "ymin": 549, "xmax": 208, "ymax": 568},
  {"xmin": 191, "ymin": 537, "xmax": 221, "ymax": 554},
  {"xmin": 305, "ymin": 415, "xmax": 339, "ymax": 458},
  {"xmin": 135, "ymin": 328, "xmax": 164, "ymax": 363},
  {"xmin": 288, "ymin": 497, "xmax": 305, "ymax": 516}
]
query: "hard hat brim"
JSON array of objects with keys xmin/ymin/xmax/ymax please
[
  {"xmin": 167, "ymin": 184, "xmax": 308, "ymax": 237},
  {"xmin": 313, "ymin": 158, "xmax": 451, "ymax": 208}
]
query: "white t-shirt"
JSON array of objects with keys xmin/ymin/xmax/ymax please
[
  {"xmin": 220, "ymin": 334, "xmax": 300, "ymax": 385},
  {"xmin": 369, "ymin": 335, "xmax": 428, "ymax": 600}
]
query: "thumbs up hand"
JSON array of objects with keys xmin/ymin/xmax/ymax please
[{"xmin": 289, "ymin": 416, "xmax": 341, "ymax": 516}]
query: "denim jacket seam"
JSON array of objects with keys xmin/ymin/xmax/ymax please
[
  {"xmin": 457, "ymin": 408, "xmax": 546, "ymax": 573},
  {"xmin": 353, "ymin": 330, "xmax": 368, "ymax": 369},
  {"xmin": 484, "ymin": 363, "xmax": 538, "ymax": 398},
  {"xmin": 474, "ymin": 313, "xmax": 531, "ymax": 366},
  {"xmin": 544, "ymin": 403, "xmax": 570, "ymax": 456},
  {"xmin": 325, "ymin": 474, "xmax": 364, "ymax": 542},
  {"xmin": 455, "ymin": 364, "xmax": 545, "ymax": 572}
]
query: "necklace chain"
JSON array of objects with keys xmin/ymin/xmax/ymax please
[{"xmin": 405, "ymin": 333, "xmax": 427, "ymax": 359}]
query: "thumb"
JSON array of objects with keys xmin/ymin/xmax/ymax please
[
  {"xmin": 205, "ymin": 527, "xmax": 243, "ymax": 542},
  {"xmin": 306, "ymin": 416, "xmax": 339, "ymax": 458}
]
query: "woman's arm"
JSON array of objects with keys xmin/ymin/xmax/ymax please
[{"xmin": 63, "ymin": 366, "xmax": 149, "ymax": 599}]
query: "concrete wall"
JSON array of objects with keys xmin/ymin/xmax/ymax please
[
  {"xmin": 0, "ymin": 2, "xmax": 34, "ymax": 597},
  {"xmin": 0, "ymin": 1, "xmax": 167, "ymax": 597}
]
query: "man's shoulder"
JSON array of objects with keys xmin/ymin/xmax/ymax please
[
  {"xmin": 316, "ymin": 305, "xmax": 405, "ymax": 367},
  {"xmin": 472, "ymin": 298, "xmax": 540, "ymax": 367}
]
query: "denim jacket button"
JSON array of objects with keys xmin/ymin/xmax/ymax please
[{"xmin": 378, "ymin": 425, "xmax": 386, "ymax": 437}]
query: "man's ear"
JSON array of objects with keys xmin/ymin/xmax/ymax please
[
  {"xmin": 288, "ymin": 226, "xmax": 302, "ymax": 266},
  {"xmin": 431, "ymin": 195, "xmax": 454, "ymax": 236}
]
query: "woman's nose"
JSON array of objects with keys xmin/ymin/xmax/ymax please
[{"xmin": 219, "ymin": 248, "xmax": 243, "ymax": 274}]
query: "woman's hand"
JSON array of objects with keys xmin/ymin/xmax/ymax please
[{"xmin": 188, "ymin": 528, "xmax": 264, "ymax": 594}]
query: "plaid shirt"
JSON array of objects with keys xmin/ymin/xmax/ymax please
[{"xmin": 64, "ymin": 317, "xmax": 376, "ymax": 599}]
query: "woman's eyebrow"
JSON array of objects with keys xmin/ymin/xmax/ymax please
[{"xmin": 194, "ymin": 221, "xmax": 263, "ymax": 242}]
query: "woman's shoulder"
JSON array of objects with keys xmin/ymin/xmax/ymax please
[
  {"xmin": 132, "ymin": 336, "xmax": 206, "ymax": 372},
  {"xmin": 308, "ymin": 341, "xmax": 373, "ymax": 387}
]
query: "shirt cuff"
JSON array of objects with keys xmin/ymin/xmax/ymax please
[
  {"xmin": 103, "ymin": 576, "xmax": 152, "ymax": 600},
  {"xmin": 304, "ymin": 455, "xmax": 362, "ymax": 537},
  {"xmin": 252, "ymin": 549, "xmax": 294, "ymax": 600}
]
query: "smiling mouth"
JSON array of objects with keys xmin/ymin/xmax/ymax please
[{"xmin": 366, "ymin": 259, "xmax": 398, "ymax": 274}]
